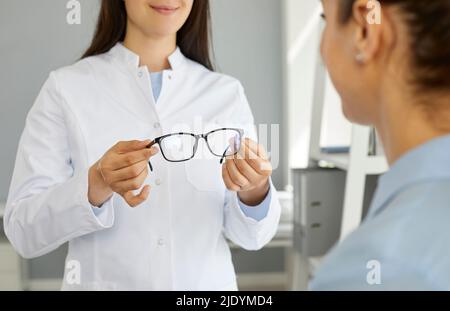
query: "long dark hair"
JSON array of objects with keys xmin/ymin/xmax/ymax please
[{"xmin": 82, "ymin": 0, "xmax": 213, "ymax": 70}]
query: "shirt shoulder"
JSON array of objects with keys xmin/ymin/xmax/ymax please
[
  {"xmin": 48, "ymin": 52, "xmax": 133, "ymax": 109},
  {"xmin": 51, "ymin": 53, "xmax": 113, "ymax": 85},
  {"xmin": 183, "ymin": 58, "xmax": 244, "ymax": 90},
  {"xmin": 311, "ymin": 180, "xmax": 450, "ymax": 290}
]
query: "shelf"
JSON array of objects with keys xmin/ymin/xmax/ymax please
[
  {"xmin": 275, "ymin": 222, "xmax": 294, "ymax": 240},
  {"xmin": 229, "ymin": 222, "xmax": 293, "ymax": 250},
  {"xmin": 363, "ymin": 156, "xmax": 389, "ymax": 175},
  {"xmin": 311, "ymin": 152, "xmax": 349, "ymax": 170},
  {"xmin": 311, "ymin": 152, "xmax": 388, "ymax": 175}
]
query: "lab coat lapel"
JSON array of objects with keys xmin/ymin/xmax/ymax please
[{"xmin": 105, "ymin": 44, "xmax": 160, "ymax": 125}]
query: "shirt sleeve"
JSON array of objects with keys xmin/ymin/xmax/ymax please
[
  {"xmin": 4, "ymin": 72, "xmax": 116, "ymax": 259},
  {"xmin": 221, "ymin": 81, "xmax": 281, "ymax": 251},
  {"xmin": 238, "ymin": 184, "xmax": 272, "ymax": 221}
]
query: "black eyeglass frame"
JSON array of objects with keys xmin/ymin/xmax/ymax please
[{"xmin": 146, "ymin": 128, "xmax": 245, "ymax": 171}]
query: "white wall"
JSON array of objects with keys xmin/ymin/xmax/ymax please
[
  {"xmin": 283, "ymin": 0, "xmax": 321, "ymax": 171},
  {"xmin": 210, "ymin": 0, "xmax": 285, "ymax": 188},
  {"xmin": 282, "ymin": 0, "xmax": 351, "ymax": 175}
]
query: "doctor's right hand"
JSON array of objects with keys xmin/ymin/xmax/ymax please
[{"xmin": 88, "ymin": 140, "xmax": 159, "ymax": 208}]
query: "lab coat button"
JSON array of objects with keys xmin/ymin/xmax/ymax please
[
  {"xmin": 153, "ymin": 122, "xmax": 161, "ymax": 129},
  {"xmin": 158, "ymin": 239, "xmax": 165, "ymax": 246},
  {"xmin": 155, "ymin": 179, "xmax": 162, "ymax": 186},
  {"xmin": 137, "ymin": 71, "xmax": 143, "ymax": 78}
]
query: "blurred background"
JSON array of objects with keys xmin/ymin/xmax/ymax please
[{"xmin": 1, "ymin": 0, "xmax": 383, "ymax": 291}]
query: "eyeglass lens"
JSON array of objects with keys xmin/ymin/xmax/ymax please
[{"xmin": 159, "ymin": 129, "xmax": 242, "ymax": 162}]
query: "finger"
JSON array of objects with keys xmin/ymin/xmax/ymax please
[
  {"xmin": 109, "ymin": 147, "xmax": 158, "ymax": 171},
  {"xmin": 123, "ymin": 185, "xmax": 150, "ymax": 208},
  {"xmin": 222, "ymin": 164, "xmax": 241, "ymax": 192},
  {"xmin": 236, "ymin": 140, "xmax": 254, "ymax": 161},
  {"xmin": 232, "ymin": 155, "xmax": 260, "ymax": 183},
  {"xmin": 243, "ymin": 138, "xmax": 259, "ymax": 156},
  {"xmin": 108, "ymin": 160, "xmax": 149, "ymax": 183},
  {"xmin": 113, "ymin": 166, "xmax": 148, "ymax": 193},
  {"xmin": 241, "ymin": 147, "xmax": 272, "ymax": 176},
  {"xmin": 243, "ymin": 138, "xmax": 269, "ymax": 160},
  {"xmin": 113, "ymin": 140, "xmax": 152, "ymax": 153},
  {"xmin": 235, "ymin": 140, "xmax": 260, "ymax": 162},
  {"xmin": 225, "ymin": 159, "xmax": 250, "ymax": 188}
]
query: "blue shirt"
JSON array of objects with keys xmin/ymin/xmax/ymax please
[
  {"xmin": 150, "ymin": 72, "xmax": 163, "ymax": 102},
  {"xmin": 311, "ymin": 134, "xmax": 450, "ymax": 290}
]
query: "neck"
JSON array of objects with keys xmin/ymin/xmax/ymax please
[
  {"xmin": 123, "ymin": 21, "xmax": 177, "ymax": 72},
  {"xmin": 375, "ymin": 86, "xmax": 450, "ymax": 165}
]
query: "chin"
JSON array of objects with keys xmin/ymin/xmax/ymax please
[
  {"xmin": 143, "ymin": 23, "xmax": 180, "ymax": 37},
  {"xmin": 341, "ymin": 100, "xmax": 354, "ymax": 122},
  {"xmin": 341, "ymin": 101, "xmax": 370, "ymax": 125}
]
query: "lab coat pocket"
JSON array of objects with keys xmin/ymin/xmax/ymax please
[{"xmin": 184, "ymin": 158, "xmax": 225, "ymax": 193}]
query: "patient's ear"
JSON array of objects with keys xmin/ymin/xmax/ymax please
[{"xmin": 350, "ymin": 0, "xmax": 389, "ymax": 65}]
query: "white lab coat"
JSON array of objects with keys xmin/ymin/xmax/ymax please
[{"xmin": 4, "ymin": 43, "xmax": 281, "ymax": 290}]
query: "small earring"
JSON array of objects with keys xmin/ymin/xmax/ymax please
[{"xmin": 355, "ymin": 53, "xmax": 366, "ymax": 63}]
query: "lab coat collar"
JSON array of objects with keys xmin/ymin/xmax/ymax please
[
  {"xmin": 368, "ymin": 134, "xmax": 450, "ymax": 219},
  {"xmin": 110, "ymin": 42, "xmax": 187, "ymax": 71}
]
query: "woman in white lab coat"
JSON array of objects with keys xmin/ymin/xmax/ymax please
[{"xmin": 4, "ymin": 0, "xmax": 280, "ymax": 290}]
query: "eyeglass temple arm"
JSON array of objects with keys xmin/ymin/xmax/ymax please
[
  {"xmin": 219, "ymin": 133, "xmax": 244, "ymax": 164},
  {"xmin": 146, "ymin": 140, "xmax": 157, "ymax": 172},
  {"xmin": 220, "ymin": 146, "xmax": 230, "ymax": 164}
]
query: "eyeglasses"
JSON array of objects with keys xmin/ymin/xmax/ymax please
[{"xmin": 146, "ymin": 128, "xmax": 244, "ymax": 171}]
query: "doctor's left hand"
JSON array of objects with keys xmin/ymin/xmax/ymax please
[{"xmin": 222, "ymin": 138, "xmax": 272, "ymax": 206}]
